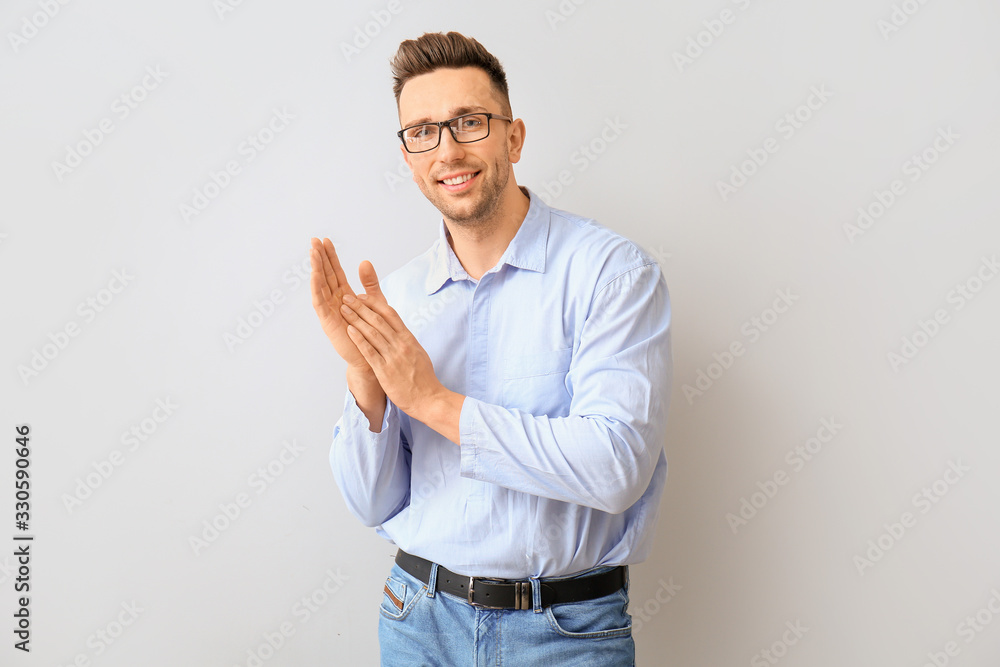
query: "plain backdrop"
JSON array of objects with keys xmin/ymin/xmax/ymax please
[{"xmin": 2, "ymin": 0, "xmax": 999, "ymax": 665}]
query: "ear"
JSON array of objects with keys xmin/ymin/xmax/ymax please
[{"xmin": 507, "ymin": 118, "xmax": 526, "ymax": 164}]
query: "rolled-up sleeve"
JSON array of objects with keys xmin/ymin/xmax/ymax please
[
  {"xmin": 330, "ymin": 389, "xmax": 411, "ymax": 527},
  {"xmin": 459, "ymin": 262, "xmax": 671, "ymax": 514}
]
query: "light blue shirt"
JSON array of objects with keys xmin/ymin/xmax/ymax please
[{"xmin": 330, "ymin": 186, "xmax": 672, "ymax": 578}]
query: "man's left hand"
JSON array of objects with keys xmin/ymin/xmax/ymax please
[{"xmin": 339, "ymin": 261, "xmax": 444, "ymax": 418}]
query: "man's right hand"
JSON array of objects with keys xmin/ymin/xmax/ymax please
[
  {"xmin": 310, "ymin": 237, "xmax": 390, "ymax": 430},
  {"xmin": 309, "ymin": 237, "xmax": 373, "ymax": 372}
]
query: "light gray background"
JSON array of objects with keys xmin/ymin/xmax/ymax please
[{"xmin": 3, "ymin": 0, "xmax": 999, "ymax": 665}]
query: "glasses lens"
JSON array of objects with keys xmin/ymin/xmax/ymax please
[
  {"xmin": 401, "ymin": 114, "xmax": 494, "ymax": 152},
  {"xmin": 451, "ymin": 114, "xmax": 489, "ymax": 143},
  {"xmin": 403, "ymin": 124, "xmax": 440, "ymax": 152}
]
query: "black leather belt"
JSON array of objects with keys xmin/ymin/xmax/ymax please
[{"xmin": 394, "ymin": 549, "xmax": 627, "ymax": 610}]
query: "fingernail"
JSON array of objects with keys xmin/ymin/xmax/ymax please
[{"xmin": 342, "ymin": 294, "xmax": 355, "ymax": 303}]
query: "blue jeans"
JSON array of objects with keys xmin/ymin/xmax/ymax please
[{"xmin": 378, "ymin": 561, "xmax": 635, "ymax": 666}]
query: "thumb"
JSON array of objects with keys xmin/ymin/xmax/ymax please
[{"xmin": 358, "ymin": 260, "xmax": 384, "ymax": 301}]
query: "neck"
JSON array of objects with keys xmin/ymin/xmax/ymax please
[{"xmin": 444, "ymin": 183, "xmax": 530, "ymax": 281}]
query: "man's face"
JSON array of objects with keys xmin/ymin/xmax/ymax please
[{"xmin": 398, "ymin": 67, "xmax": 523, "ymax": 227}]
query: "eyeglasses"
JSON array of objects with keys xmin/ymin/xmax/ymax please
[{"xmin": 397, "ymin": 112, "xmax": 512, "ymax": 153}]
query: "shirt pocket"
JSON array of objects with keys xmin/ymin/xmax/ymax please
[{"xmin": 500, "ymin": 347, "xmax": 573, "ymax": 416}]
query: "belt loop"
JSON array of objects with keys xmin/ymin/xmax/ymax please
[
  {"xmin": 530, "ymin": 575, "xmax": 542, "ymax": 614},
  {"xmin": 426, "ymin": 562, "xmax": 438, "ymax": 598}
]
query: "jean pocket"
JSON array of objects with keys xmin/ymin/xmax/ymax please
[
  {"xmin": 545, "ymin": 589, "xmax": 633, "ymax": 639},
  {"xmin": 379, "ymin": 567, "xmax": 427, "ymax": 621}
]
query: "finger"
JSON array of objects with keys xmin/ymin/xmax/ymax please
[
  {"xmin": 340, "ymin": 301, "xmax": 390, "ymax": 354},
  {"xmin": 310, "ymin": 255, "xmax": 337, "ymax": 316},
  {"xmin": 310, "ymin": 240, "xmax": 338, "ymax": 302},
  {"xmin": 344, "ymin": 294, "xmax": 401, "ymax": 337},
  {"xmin": 315, "ymin": 240, "xmax": 342, "ymax": 299},
  {"xmin": 359, "ymin": 260, "xmax": 385, "ymax": 303},
  {"xmin": 356, "ymin": 295, "xmax": 407, "ymax": 334},
  {"xmin": 355, "ymin": 262, "xmax": 408, "ymax": 332},
  {"xmin": 322, "ymin": 238, "xmax": 355, "ymax": 299},
  {"xmin": 309, "ymin": 247, "xmax": 339, "ymax": 316},
  {"xmin": 346, "ymin": 325, "xmax": 382, "ymax": 368},
  {"xmin": 308, "ymin": 238, "xmax": 339, "ymax": 298}
]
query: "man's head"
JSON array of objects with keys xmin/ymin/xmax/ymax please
[
  {"xmin": 390, "ymin": 31, "xmax": 512, "ymax": 118},
  {"xmin": 390, "ymin": 32, "xmax": 526, "ymax": 230}
]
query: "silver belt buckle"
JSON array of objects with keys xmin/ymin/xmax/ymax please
[
  {"xmin": 468, "ymin": 576, "xmax": 496, "ymax": 608},
  {"xmin": 513, "ymin": 581, "xmax": 531, "ymax": 610},
  {"xmin": 468, "ymin": 576, "xmax": 531, "ymax": 610}
]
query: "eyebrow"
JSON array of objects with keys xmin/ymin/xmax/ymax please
[{"xmin": 403, "ymin": 105, "xmax": 490, "ymax": 127}]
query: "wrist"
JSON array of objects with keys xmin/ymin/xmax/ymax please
[
  {"xmin": 411, "ymin": 383, "xmax": 447, "ymax": 424},
  {"xmin": 412, "ymin": 385, "xmax": 464, "ymax": 446},
  {"xmin": 345, "ymin": 365, "xmax": 385, "ymax": 403},
  {"xmin": 346, "ymin": 364, "xmax": 378, "ymax": 383}
]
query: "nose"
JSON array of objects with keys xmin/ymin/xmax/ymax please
[{"xmin": 435, "ymin": 125, "xmax": 466, "ymax": 161}]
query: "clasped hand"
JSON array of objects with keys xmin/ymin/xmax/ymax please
[{"xmin": 309, "ymin": 237, "xmax": 442, "ymax": 417}]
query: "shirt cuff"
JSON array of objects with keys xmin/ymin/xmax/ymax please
[
  {"xmin": 343, "ymin": 387, "xmax": 394, "ymax": 436},
  {"xmin": 459, "ymin": 395, "xmax": 480, "ymax": 479}
]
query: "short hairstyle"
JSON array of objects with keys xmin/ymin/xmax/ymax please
[{"xmin": 390, "ymin": 31, "xmax": 512, "ymax": 117}]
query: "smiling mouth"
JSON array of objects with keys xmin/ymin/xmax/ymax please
[{"xmin": 438, "ymin": 171, "xmax": 480, "ymax": 187}]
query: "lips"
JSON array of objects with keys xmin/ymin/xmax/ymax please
[
  {"xmin": 438, "ymin": 170, "xmax": 480, "ymax": 192},
  {"xmin": 441, "ymin": 172, "xmax": 476, "ymax": 185}
]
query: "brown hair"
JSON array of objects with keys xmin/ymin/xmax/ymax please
[{"xmin": 390, "ymin": 32, "xmax": 511, "ymax": 117}]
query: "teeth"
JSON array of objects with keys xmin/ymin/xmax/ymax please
[{"xmin": 442, "ymin": 173, "xmax": 474, "ymax": 185}]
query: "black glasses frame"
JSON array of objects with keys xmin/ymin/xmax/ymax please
[{"xmin": 397, "ymin": 112, "xmax": 512, "ymax": 154}]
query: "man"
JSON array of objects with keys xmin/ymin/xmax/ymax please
[{"xmin": 310, "ymin": 31, "xmax": 671, "ymax": 666}]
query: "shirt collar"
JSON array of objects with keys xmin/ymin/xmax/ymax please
[{"xmin": 424, "ymin": 186, "xmax": 549, "ymax": 295}]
